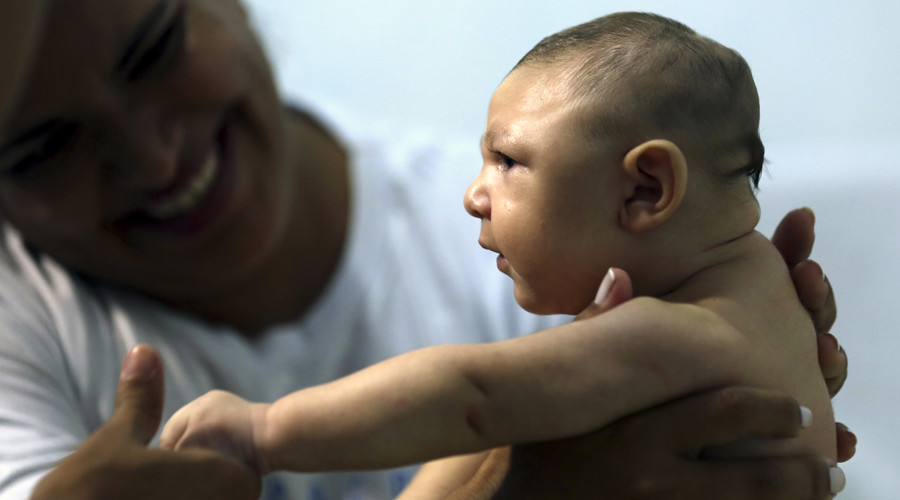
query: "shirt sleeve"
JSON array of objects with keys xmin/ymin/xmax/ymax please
[{"xmin": 0, "ymin": 268, "xmax": 93, "ymax": 499}]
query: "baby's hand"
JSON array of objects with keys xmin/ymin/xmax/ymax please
[{"xmin": 160, "ymin": 390, "xmax": 269, "ymax": 473}]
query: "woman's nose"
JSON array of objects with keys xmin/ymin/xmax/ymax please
[
  {"xmin": 464, "ymin": 173, "xmax": 491, "ymax": 220},
  {"xmin": 107, "ymin": 103, "xmax": 184, "ymax": 190}
]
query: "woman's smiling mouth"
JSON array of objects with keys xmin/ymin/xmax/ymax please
[
  {"xmin": 118, "ymin": 121, "xmax": 238, "ymax": 238},
  {"xmin": 143, "ymin": 149, "xmax": 220, "ymax": 220}
]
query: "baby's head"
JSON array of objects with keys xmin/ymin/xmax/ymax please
[{"xmin": 465, "ymin": 12, "xmax": 765, "ymax": 314}]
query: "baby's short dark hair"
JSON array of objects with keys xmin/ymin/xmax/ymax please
[{"xmin": 515, "ymin": 12, "xmax": 764, "ymax": 189}]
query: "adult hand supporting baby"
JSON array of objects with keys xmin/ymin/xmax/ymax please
[
  {"xmin": 574, "ymin": 208, "xmax": 856, "ymax": 462},
  {"xmin": 772, "ymin": 207, "xmax": 854, "ymax": 462},
  {"xmin": 772, "ymin": 208, "xmax": 846, "ymax": 397},
  {"xmin": 31, "ymin": 346, "xmax": 261, "ymax": 500},
  {"xmin": 480, "ymin": 208, "xmax": 850, "ymax": 499},
  {"xmin": 494, "ymin": 386, "xmax": 835, "ymax": 500}
]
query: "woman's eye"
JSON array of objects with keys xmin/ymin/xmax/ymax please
[
  {"xmin": 127, "ymin": 6, "xmax": 186, "ymax": 81},
  {"xmin": 2, "ymin": 121, "xmax": 79, "ymax": 177}
]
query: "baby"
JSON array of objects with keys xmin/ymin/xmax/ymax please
[{"xmin": 161, "ymin": 10, "xmax": 836, "ymax": 485}]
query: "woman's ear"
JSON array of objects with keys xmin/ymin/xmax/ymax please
[{"xmin": 619, "ymin": 139, "xmax": 688, "ymax": 233}]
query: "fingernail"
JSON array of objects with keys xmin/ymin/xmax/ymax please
[
  {"xmin": 122, "ymin": 345, "xmax": 157, "ymax": 381},
  {"xmin": 829, "ymin": 466, "xmax": 845, "ymax": 494},
  {"xmin": 843, "ymin": 424, "xmax": 857, "ymax": 445},
  {"xmin": 801, "ymin": 206, "xmax": 816, "ymax": 224},
  {"xmin": 819, "ymin": 333, "xmax": 840, "ymax": 356},
  {"xmin": 594, "ymin": 268, "xmax": 615, "ymax": 305},
  {"xmin": 838, "ymin": 422, "xmax": 858, "ymax": 448},
  {"xmin": 800, "ymin": 406, "xmax": 813, "ymax": 428}
]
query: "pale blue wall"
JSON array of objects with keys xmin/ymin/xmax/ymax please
[{"xmin": 251, "ymin": 1, "xmax": 899, "ymax": 148}]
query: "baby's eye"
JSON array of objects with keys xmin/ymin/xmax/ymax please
[{"xmin": 498, "ymin": 153, "xmax": 519, "ymax": 171}]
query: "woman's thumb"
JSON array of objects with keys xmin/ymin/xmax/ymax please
[
  {"xmin": 574, "ymin": 268, "xmax": 634, "ymax": 321},
  {"xmin": 108, "ymin": 344, "xmax": 166, "ymax": 445}
]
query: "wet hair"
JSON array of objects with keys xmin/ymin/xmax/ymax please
[{"xmin": 514, "ymin": 12, "xmax": 764, "ymax": 189}]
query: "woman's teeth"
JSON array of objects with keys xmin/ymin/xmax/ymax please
[{"xmin": 143, "ymin": 152, "xmax": 220, "ymax": 220}]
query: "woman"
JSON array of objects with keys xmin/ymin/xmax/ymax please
[{"xmin": 0, "ymin": 1, "xmax": 850, "ymax": 499}]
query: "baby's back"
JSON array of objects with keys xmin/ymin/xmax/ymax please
[{"xmin": 668, "ymin": 230, "xmax": 836, "ymax": 461}]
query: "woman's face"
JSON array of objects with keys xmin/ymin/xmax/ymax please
[{"xmin": 0, "ymin": 0, "xmax": 296, "ymax": 300}]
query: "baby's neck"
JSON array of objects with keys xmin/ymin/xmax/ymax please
[
  {"xmin": 656, "ymin": 229, "xmax": 768, "ymax": 303},
  {"xmin": 622, "ymin": 216, "xmax": 762, "ymax": 301},
  {"xmin": 628, "ymin": 186, "xmax": 762, "ymax": 299}
]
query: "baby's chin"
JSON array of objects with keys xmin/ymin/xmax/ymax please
[{"xmin": 514, "ymin": 289, "xmax": 584, "ymax": 316}]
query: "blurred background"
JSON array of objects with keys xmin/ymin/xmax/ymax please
[{"xmin": 244, "ymin": 1, "xmax": 899, "ymax": 498}]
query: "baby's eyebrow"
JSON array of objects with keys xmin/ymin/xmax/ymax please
[
  {"xmin": 480, "ymin": 129, "xmax": 511, "ymax": 151},
  {"xmin": 479, "ymin": 133, "xmax": 489, "ymax": 150}
]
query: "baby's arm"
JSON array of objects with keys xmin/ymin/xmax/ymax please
[
  {"xmin": 445, "ymin": 297, "xmax": 748, "ymax": 448},
  {"xmin": 162, "ymin": 297, "xmax": 746, "ymax": 474}
]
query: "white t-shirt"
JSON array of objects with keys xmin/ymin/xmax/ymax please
[{"xmin": 0, "ymin": 97, "xmax": 565, "ymax": 500}]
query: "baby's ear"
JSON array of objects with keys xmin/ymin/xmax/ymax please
[{"xmin": 619, "ymin": 139, "xmax": 688, "ymax": 233}]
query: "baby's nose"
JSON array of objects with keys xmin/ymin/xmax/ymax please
[{"xmin": 464, "ymin": 176, "xmax": 491, "ymax": 220}]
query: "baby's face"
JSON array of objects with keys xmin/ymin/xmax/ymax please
[{"xmin": 464, "ymin": 66, "xmax": 627, "ymax": 315}]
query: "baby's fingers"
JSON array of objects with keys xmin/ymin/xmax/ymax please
[{"xmin": 160, "ymin": 406, "xmax": 190, "ymax": 451}]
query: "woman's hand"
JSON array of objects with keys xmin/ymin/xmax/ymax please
[
  {"xmin": 483, "ymin": 208, "xmax": 851, "ymax": 499},
  {"xmin": 771, "ymin": 208, "xmax": 854, "ymax": 461},
  {"xmin": 494, "ymin": 387, "xmax": 839, "ymax": 499},
  {"xmin": 771, "ymin": 208, "xmax": 846, "ymax": 395},
  {"xmin": 578, "ymin": 208, "xmax": 855, "ymax": 462},
  {"xmin": 448, "ymin": 268, "xmax": 839, "ymax": 499},
  {"xmin": 31, "ymin": 345, "xmax": 261, "ymax": 500}
]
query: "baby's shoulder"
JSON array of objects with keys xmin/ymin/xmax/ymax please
[
  {"xmin": 729, "ymin": 231, "xmax": 798, "ymax": 301},
  {"xmin": 677, "ymin": 231, "xmax": 809, "ymax": 339}
]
